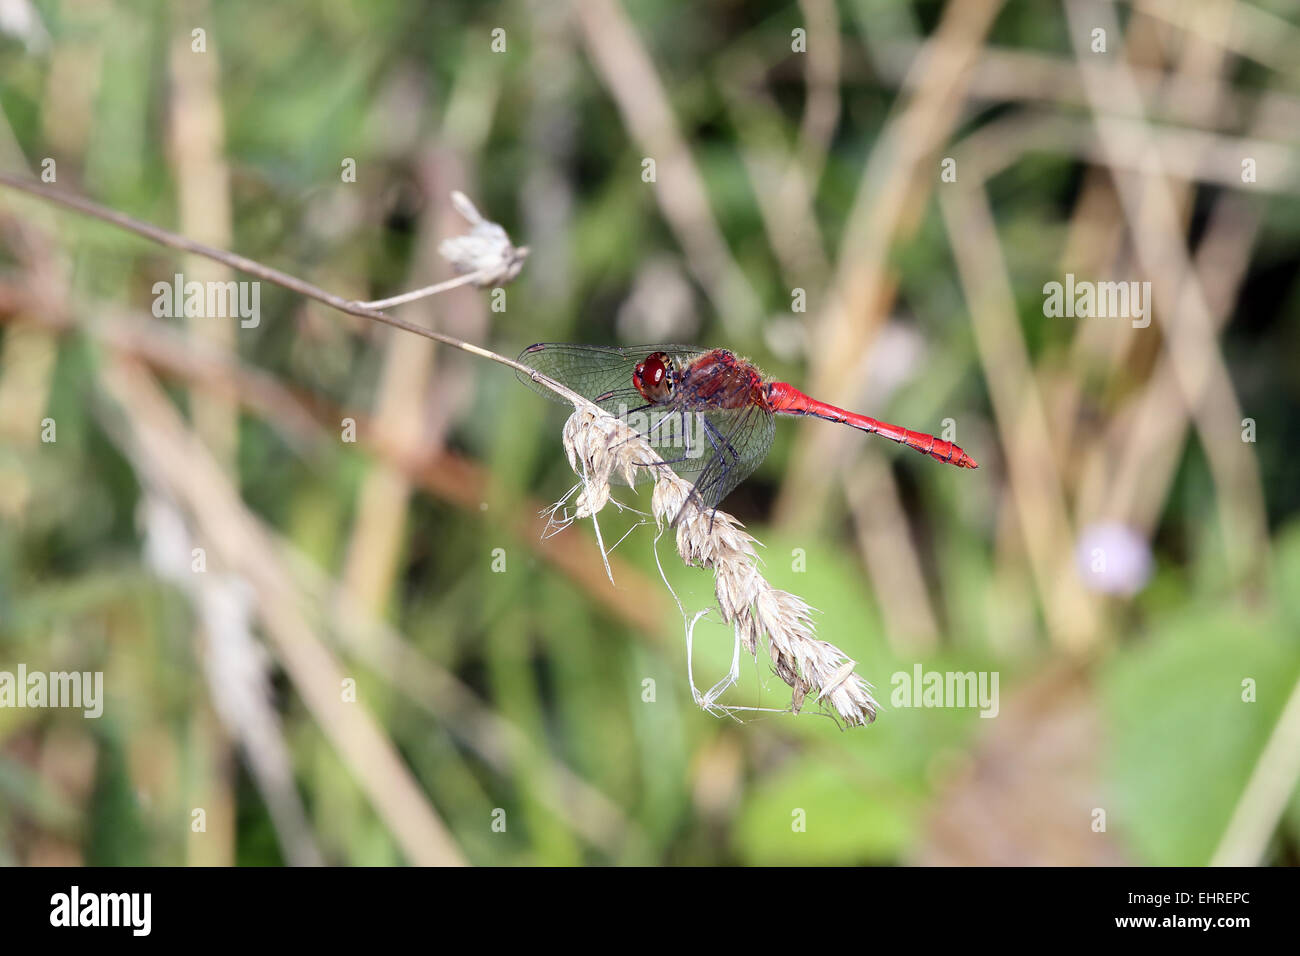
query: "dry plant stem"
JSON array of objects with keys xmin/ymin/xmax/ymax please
[
  {"xmin": 0, "ymin": 173, "xmax": 581, "ymax": 403},
  {"xmin": 166, "ymin": 16, "xmax": 242, "ymax": 864},
  {"xmin": 1061, "ymin": 0, "xmax": 1235, "ymax": 481},
  {"xmin": 874, "ymin": 40, "xmax": 1300, "ymax": 146},
  {"xmin": 845, "ymin": 461, "xmax": 940, "ymax": 653},
  {"xmin": 793, "ymin": 0, "xmax": 841, "ymax": 185},
  {"xmin": 1064, "ymin": 5, "xmax": 1253, "ymax": 538},
  {"xmin": 1210, "ymin": 670, "xmax": 1300, "ymax": 866},
  {"xmin": 950, "ymin": 109, "xmax": 1299, "ymax": 196},
  {"xmin": 356, "ymin": 269, "xmax": 485, "ymax": 309},
  {"xmin": 1140, "ymin": 0, "xmax": 1300, "ymax": 78},
  {"xmin": 943, "ymin": 102, "xmax": 1265, "ymax": 578},
  {"xmin": 1105, "ymin": 199, "xmax": 1260, "ymax": 538},
  {"xmin": 717, "ymin": 57, "xmax": 831, "ymax": 287}
]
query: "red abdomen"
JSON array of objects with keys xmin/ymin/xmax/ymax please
[{"xmin": 766, "ymin": 381, "xmax": 978, "ymax": 469}]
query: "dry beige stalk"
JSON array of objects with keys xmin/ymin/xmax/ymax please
[{"xmin": 558, "ymin": 404, "xmax": 878, "ymax": 727}]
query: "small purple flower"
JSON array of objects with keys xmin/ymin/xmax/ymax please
[{"xmin": 1075, "ymin": 522, "xmax": 1153, "ymax": 597}]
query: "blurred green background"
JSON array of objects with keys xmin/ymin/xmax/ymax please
[{"xmin": 1, "ymin": 0, "xmax": 1299, "ymax": 865}]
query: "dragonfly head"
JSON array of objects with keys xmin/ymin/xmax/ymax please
[{"xmin": 633, "ymin": 351, "xmax": 675, "ymax": 404}]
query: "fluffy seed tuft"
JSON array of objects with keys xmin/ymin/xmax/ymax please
[{"xmin": 438, "ymin": 191, "xmax": 530, "ymax": 286}]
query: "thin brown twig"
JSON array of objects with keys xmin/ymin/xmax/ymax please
[
  {"xmin": 0, "ymin": 172, "xmax": 582, "ymax": 402},
  {"xmin": 356, "ymin": 269, "xmax": 484, "ymax": 309}
]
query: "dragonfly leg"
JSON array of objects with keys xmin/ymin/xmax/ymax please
[
  {"xmin": 695, "ymin": 417, "xmax": 740, "ymax": 534},
  {"xmin": 609, "ymin": 404, "xmax": 688, "ymax": 460},
  {"xmin": 632, "ymin": 408, "xmax": 697, "ymax": 466},
  {"xmin": 704, "ymin": 416, "xmax": 742, "ymax": 464}
]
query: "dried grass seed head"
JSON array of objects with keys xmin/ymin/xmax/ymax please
[
  {"xmin": 438, "ymin": 190, "xmax": 530, "ymax": 286},
  {"xmin": 559, "ymin": 404, "xmax": 879, "ymax": 727}
]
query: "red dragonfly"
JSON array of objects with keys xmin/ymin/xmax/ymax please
[{"xmin": 518, "ymin": 343, "xmax": 976, "ymax": 512}]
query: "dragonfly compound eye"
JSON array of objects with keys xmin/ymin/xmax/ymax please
[{"xmin": 633, "ymin": 352, "xmax": 674, "ymax": 403}]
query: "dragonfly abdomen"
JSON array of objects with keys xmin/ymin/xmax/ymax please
[{"xmin": 766, "ymin": 382, "xmax": 978, "ymax": 469}]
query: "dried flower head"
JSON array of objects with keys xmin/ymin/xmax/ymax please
[
  {"xmin": 556, "ymin": 403, "xmax": 878, "ymax": 726},
  {"xmin": 438, "ymin": 191, "xmax": 530, "ymax": 287}
]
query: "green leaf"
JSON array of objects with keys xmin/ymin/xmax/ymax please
[
  {"xmin": 732, "ymin": 756, "xmax": 917, "ymax": 864},
  {"xmin": 1102, "ymin": 607, "xmax": 1300, "ymax": 864}
]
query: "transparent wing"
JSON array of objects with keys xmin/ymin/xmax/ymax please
[
  {"xmin": 515, "ymin": 343, "xmax": 708, "ymax": 415},
  {"xmin": 686, "ymin": 403, "xmax": 776, "ymax": 509},
  {"xmin": 631, "ymin": 402, "xmax": 775, "ymax": 509}
]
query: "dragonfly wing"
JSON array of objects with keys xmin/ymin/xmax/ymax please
[
  {"xmin": 516, "ymin": 343, "xmax": 709, "ymax": 413},
  {"xmin": 605, "ymin": 404, "xmax": 711, "ymax": 490},
  {"xmin": 673, "ymin": 403, "xmax": 776, "ymax": 511},
  {"xmin": 589, "ymin": 403, "xmax": 774, "ymax": 501}
]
